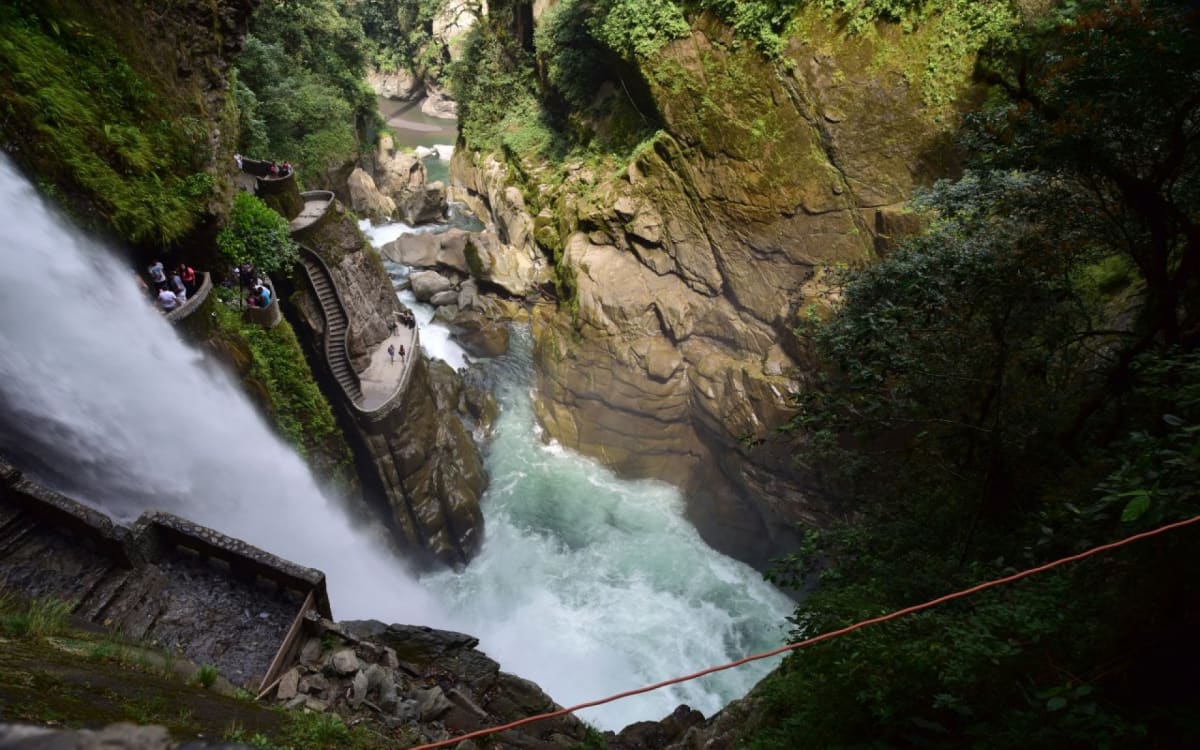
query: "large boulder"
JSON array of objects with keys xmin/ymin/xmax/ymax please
[
  {"xmin": 381, "ymin": 229, "xmax": 469, "ymax": 273},
  {"xmin": 346, "ymin": 167, "xmax": 395, "ymax": 223},
  {"xmin": 420, "ymin": 83, "xmax": 458, "ymax": 119},
  {"xmin": 368, "ymin": 68, "xmax": 422, "ymax": 100},
  {"xmin": 399, "ymin": 181, "xmax": 447, "ymax": 225},
  {"xmin": 429, "ymin": 290, "xmax": 459, "ymax": 307},
  {"xmin": 408, "ymin": 270, "xmax": 455, "ymax": 302},
  {"xmin": 374, "ymin": 136, "xmax": 427, "ymax": 199},
  {"xmin": 462, "ymin": 231, "xmax": 544, "ymax": 296}
]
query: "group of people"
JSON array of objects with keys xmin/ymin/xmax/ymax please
[
  {"xmin": 230, "ymin": 263, "xmax": 272, "ymax": 308},
  {"xmin": 395, "ymin": 310, "xmax": 416, "ymax": 330},
  {"xmin": 145, "ymin": 260, "xmax": 198, "ymax": 312},
  {"xmin": 387, "ymin": 343, "xmax": 406, "ymax": 364},
  {"xmin": 247, "ymin": 283, "xmax": 273, "ymax": 309},
  {"xmin": 234, "ymin": 153, "xmax": 291, "ymax": 179}
]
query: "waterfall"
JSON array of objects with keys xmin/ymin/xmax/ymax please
[
  {"xmin": 0, "ymin": 156, "xmax": 447, "ymax": 627},
  {"xmin": 0, "ymin": 155, "xmax": 794, "ymax": 731}
]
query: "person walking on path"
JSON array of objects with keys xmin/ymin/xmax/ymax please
[
  {"xmin": 388, "ymin": 344, "xmax": 396, "ymax": 364},
  {"xmin": 398, "ymin": 344, "xmax": 405, "ymax": 363}
]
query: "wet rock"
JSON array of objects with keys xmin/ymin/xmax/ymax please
[
  {"xmin": 381, "ymin": 230, "xmax": 468, "ymax": 273},
  {"xmin": 448, "ymin": 314, "xmax": 509, "ymax": 358},
  {"xmin": 350, "ymin": 670, "xmax": 370, "ymax": 708},
  {"xmin": 616, "ymin": 705, "xmax": 704, "ymax": 749},
  {"xmin": 414, "ymin": 686, "xmax": 452, "ymax": 721},
  {"xmin": 368, "ymin": 68, "xmax": 422, "ymax": 100},
  {"xmin": 276, "ymin": 667, "xmax": 300, "ymax": 701},
  {"xmin": 346, "ymin": 168, "xmax": 395, "ymax": 222},
  {"xmin": 298, "ymin": 672, "xmax": 329, "ymax": 696},
  {"xmin": 331, "ymin": 648, "xmax": 359, "ymax": 676},
  {"xmin": 429, "ymin": 290, "xmax": 459, "ymax": 307},
  {"xmin": 400, "ymin": 181, "xmax": 448, "ymax": 225},
  {"xmin": 456, "ymin": 279, "xmax": 480, "ymax": 311},
  {"xmin": 409, "ymin": 270, "xmax": 455, "ymax": 302}
]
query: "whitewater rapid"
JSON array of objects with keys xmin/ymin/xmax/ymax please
[
  {"xmin": 0, "ymin": 153, "xmax": 793, "ymax": 731},
  {"xmin": 367, "ymin": 222, "xmax": 794, "ymax": 728}
]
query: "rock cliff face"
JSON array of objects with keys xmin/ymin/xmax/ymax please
[
  {"xmin": 453, "ymin": 12, "xmax": 963, "ymax": 568},
  {"xmin": 288, "ymin": 203, "xmax": 487, "ymax": 569}
]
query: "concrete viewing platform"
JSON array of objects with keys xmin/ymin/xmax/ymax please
[
  {"xmin": 290, "ymin": 191, "xmax": 334, "ymax": 233},
  {"xmin": 358, "ymin": 319, "xmax": 420, "ymax": 411}
]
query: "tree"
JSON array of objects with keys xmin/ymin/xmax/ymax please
[
  {"xmin": 216, "ymin": 192, "xmax": 298, "ymax": 276},
  {"xmin": 971, "ymin": 0, "xmax": 1200, "ymax": 444}
]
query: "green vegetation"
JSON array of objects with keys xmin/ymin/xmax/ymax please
[
  {"xmin": 751, "ymin": 2, "xmax": 1200, "ymax": 746},
  {"xmin": 0, "ymin": 590, "xmax": 72, "ymax": 638},
  {"xmin": 0, "ymin": 3, "xmax": 219, "ymax": 244},
  {"xmin": 225, "ymin": 711, "xmax": 401, "ymax": 750},
  {"xmin": 235, "ymin": 0, "xmax": 377, "ymax": 181},
  {"xmin": 204, "ymin": 294, "xmax": 351, "ymax": 481},
  {"xmin": 355, "ymin": 0, "xmax": 447, "ymax": 77},
  {"xmin": 195, "ymin": 664, "xmax": 220, "ymax": 689},
  {"xmin": 217, "ymin": 192, "xmax": 299, "ymax": 276}
]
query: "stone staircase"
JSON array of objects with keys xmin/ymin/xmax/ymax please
[
  {"xmin": 0, "ymin": 502, "xmax": 168, "ymax": 641},
  {"xmin": 298, "ymin": 247, "xmax": 362, "ymax": 404},
  {"xmin": 0, "ymin": 463, "xmax": 328, "ymax": 684}
]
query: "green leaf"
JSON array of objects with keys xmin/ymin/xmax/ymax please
[
  {"xmin": 1120, "ymin": 491, "xmax": 1151, "ymax": 522},
  {"xmin": 1046, "ymin": 696, "xmax": 1067, "ymax": 712}
]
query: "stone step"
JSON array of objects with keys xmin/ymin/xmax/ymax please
[
  {"xmin": 0, "ymin": 501, "xmax": 22, "ymax": 531},
  {"xmin": 0, "ymin": 516, "xmax": 38, "ymax": 558},
  {"xmin": 69, "ymin": 563, "xmax": 120, "ymax": 616},
  {"xmin": 102, "ymin": 566, "xmax": 169, "ymax": 640},
  {"xmin": 76, "ymin": 568, "xmax": 135, "ymax": 622}
]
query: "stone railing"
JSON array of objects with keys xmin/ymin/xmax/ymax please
[
  {"xmin": 0, "ymin": 457, "xmax": 131, "ymax": 564},
  {"xmin": 132, "ymin": 512, "xmax": 332, "ymax": 618},
  {"xmin": 0, "ymin": 455, "xmax": 332, "ymax": 618},
  {"xmin": 240, "ymin": 157, "xmax": 303, "ymax": 220},
  {"xmin": 165, "ymin": 272, "xmax": 212, "ymax": 324},
  {"xmin": 290, "ymin": 190, "xmax": 336, "ymax": 240}
]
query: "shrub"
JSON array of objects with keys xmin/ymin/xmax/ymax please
[
  {"xmin": 0, "ymin": 593, "xmax": 73, "ymax": 638},
  {"xmin": 195, "ymin": 663, "xmax": 219, "ymax": 689},
  {"xmin": 216, "ymin": 192, "xmax": 298, "ymax": 276}
]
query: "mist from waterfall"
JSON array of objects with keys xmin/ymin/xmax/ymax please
[
  {"xmin": 0, "ymin": 156, "xmax": 447, "ymax": 628},
  {"xmin": 0, "ymin": 155, "xmax": 794, "ymax": 732}
]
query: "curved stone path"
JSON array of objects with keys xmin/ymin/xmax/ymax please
[{"xmin": 358, "ymin": 320, "xmax": 420, "ymax": 412}]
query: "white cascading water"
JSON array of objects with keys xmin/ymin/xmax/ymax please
[
  {"xmin": 365, "ymin": 220, "xmax": 794, "ymax": 729},
  {"xmin": 0, "ymin": 152, "xmax": 794, "ymax": 731},
  {"xmin": 0, "ymin": 155, "xmax": 450, "ymax": 628}
]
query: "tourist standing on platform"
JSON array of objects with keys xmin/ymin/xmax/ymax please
[
  {"xmin": 157, "ymin": 288, "xmax": 180, "ymax": 311},
  {"xmin": 177, "ymin": 264, "xmax": 196, "ymax": 295},
  {"xmin": 169, "ymin": 272, "xmax": 187, "ymax": 303},
  {"xmin": 147, "ymin": 260, "xmax": 166, "ymax": 290}
]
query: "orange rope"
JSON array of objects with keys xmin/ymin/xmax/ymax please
[{"xmin": 407, "ymin": 513, "xmax": 1200, "ymax": 750}]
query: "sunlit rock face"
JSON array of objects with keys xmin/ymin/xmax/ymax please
[{"xmin": 454, "ymin": 13, "xmax": 962, "ymax": 568}]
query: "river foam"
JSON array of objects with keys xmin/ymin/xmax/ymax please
[{"xmin": 372, "ymin": 220, "xmax": 794, "ymax": 729}]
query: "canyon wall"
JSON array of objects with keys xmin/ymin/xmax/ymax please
[{"xmin": 453, "ymin": 10, "xmax": 966, "ymax": 568}]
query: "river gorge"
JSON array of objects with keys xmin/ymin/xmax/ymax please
[{"xmin": 0, "ymin": 155, "xmax": 791, "ymax": 730}]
